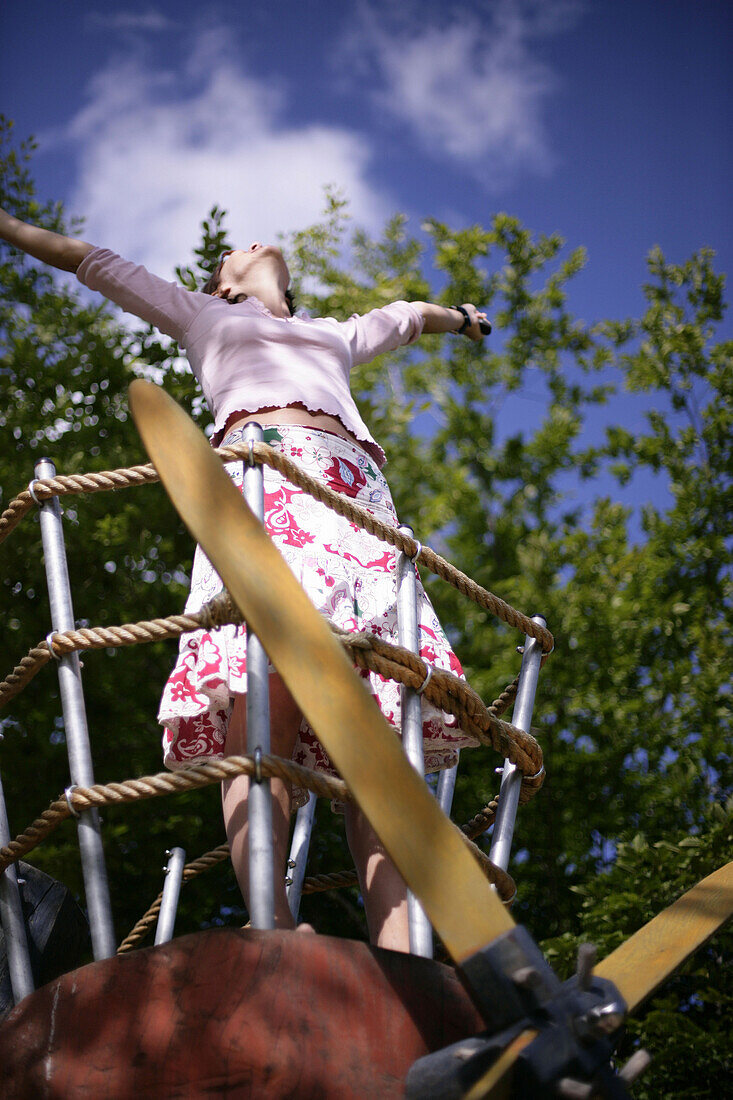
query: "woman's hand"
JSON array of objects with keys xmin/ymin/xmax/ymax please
[
  {"xmin": 0, "ymin": 206, "xmax": 94, "ymax": 273},
  {"xmin": 413, "ymin": 301, "xmax": 491, "ymax": 341},
  {"xmin": 451, "ymin": 303, "xmax": 491, "ymax": 341}
]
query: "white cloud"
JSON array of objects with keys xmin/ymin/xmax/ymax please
[
  {"xmin": 348, "ymin": 0, "xmax": 584, "ymax": 182},
  {"xmin": 86, "ymin": 9, "xmax": 178, "ymax": 32},
  {"xmin": 63, "ymin": 38, "xmax": 391, "ymax": 280}
]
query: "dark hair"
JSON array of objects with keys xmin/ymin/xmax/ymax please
[
  {"xmin": 201, "ymin": 256, "xmax": 226, "ymax": 296},
  {"xmin": 202, "ymin": 256, "xmax": 296, "ymax": 315}
]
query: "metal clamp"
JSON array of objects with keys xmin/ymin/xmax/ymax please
[
  {"xmin": 247, "ymin": 439, "xmax": 256, "ymax": 467},
  {"xmin": 27, "ymin": 479, "xmax": 45, "ymax": 507},
  {"xmin": 416, "ymin": 663, "xmax": 433, "ymax": 696},
  {"xmin": 64, "ymin": 785, "xmax": 81, "ymax": 818},
  {"xmin": 500, "ymin": 881, "xmax": 518, "ymax": 906},
  {"xmin": 253, "ymin": 745, "xmax": 263, "ymax": 783},
  {"xmin": 408, "ymin": 927, "xmax": 631, "ymax": 1099},
  {"xmin": 409, "ymin": 539, "xmax": 422, "ymax": 565},
  {"xmin": 46, "ymin": 632, "xmax": 61, "ymax": 660},
  {"xmin": 524, "ymin": 764, "xmax": 546, "ymax": 783}
]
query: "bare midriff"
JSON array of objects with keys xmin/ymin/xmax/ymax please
[{"xmin": 225, "ymin": 403, "xmax": 367, "ymax": 453}]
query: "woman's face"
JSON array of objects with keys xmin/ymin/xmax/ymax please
[{"xmin": 220, "ymin": 242, "xmax": 290, "ymax": 290}]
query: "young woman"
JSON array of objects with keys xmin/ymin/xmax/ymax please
[{"xmin": 0, "ymin": 208, "xmax": 488, "ymax": 951}]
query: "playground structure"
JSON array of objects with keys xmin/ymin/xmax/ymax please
[{"xmin": 0, "ymin": 381, "xmax": 730, "ymax": 1097}]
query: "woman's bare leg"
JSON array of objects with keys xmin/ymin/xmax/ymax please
[
  {"xmin": 222, "ymin": 673, "xmax": 409, "ymax": 946},
  {"xmin": 344, "ymin": 803, "xmax": 410, "ymax": 952},
  {"xmin": 222, "ymin": 673, "xmax": 303, "ymax": 928}
]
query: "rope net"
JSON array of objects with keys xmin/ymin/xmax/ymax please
[
  {"xmin": 1, "ymin": 437, "xmax": 551, "ymax": 948},
  {"xmin": 1, "ymin": 441, "xmax": 554, "ymax": 652}
]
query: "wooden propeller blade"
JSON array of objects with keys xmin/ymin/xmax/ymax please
[
  {"xmin": 595, "ymin": 860, "xmax": 733, "ymax": 1012},
  {"xmin": 128, "ymin": 380, "xmax": 514, "ymax": 963},
  {"xmin": 462, "ymin": 861, "xmax": 733, "ymax": 1098}
]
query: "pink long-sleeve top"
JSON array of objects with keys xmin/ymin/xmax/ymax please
[{"xmin": 77, "ymin": 248, "xmax": 425, "ymax": 468}]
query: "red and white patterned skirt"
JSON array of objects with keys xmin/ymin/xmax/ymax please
[{"xmin": 158, "ymin": 424, "xmax": 478, "ymax": 802}]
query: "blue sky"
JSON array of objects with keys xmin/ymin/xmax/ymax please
[
  {"xmin": 1, "ymin": 0, "xmax": 730, "ymax": 528},
  {"xmin": 2, "ymin": 0, "xmax": 729, "ymax": 323}
]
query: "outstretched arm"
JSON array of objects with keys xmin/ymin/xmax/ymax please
[
  {"xmin": 0, "ymin": 207, "xmax": 94, "ymax": 272},
  {"xmin": 0, "ymin": 207, "xmax": 208, "ymax": 344},
  {"xmin": 413, "ymin": 301, "xmax": 489, "ymax": 342},
  {"xmin": 344, "ymin": 299, "xmax": 490, "ymax": 365}
]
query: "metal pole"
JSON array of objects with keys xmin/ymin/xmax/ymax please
[
  {"xmin": 396, "ymin": 526, "xmax": 433, "ymax": 958},
  {"xmin": 242, "ymin": 424, "xmax": 275, "ymax": 930},
  {"xmin": 0, "ymin": 762, "xmax": 35, "ymax": 1003},
  {"xmin": 286, "ymin": 792, "xmax": 317, "ymax": 921},
  {"xmin": 489, "ymin": 614, "xmax": 547, "ymax": 872},
  {"xmin": 154, "ymin": 846, "xmax": 186, "ymax": 945},
  {"xmin": 436, "ymin": 758, "xmax": 459, "ymax": 816},
  {"xmin": 34, "ymin": 458, "xmax": 117, "ymax": 960}
]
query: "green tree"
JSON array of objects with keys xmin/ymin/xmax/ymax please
[
  {"xmin": 1, "ymin": 120, "xmax": 730, "ymax": 1093},
  {"xmin": 0, "ymin": 119, "xmax": 241, "ymax": 934}
]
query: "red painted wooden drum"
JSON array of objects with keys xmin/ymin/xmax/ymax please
[{"xmin": 0, "ymin": 928, "xmax": 485, "ymax": 1098}]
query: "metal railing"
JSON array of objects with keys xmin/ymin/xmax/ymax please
[{"xmin": 0, "ymin": 431, "xmax": 548, "ymax": 1003}]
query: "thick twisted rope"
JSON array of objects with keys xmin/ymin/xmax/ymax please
[
  {"xmin": 0, "ymin": 756, "xmax": 349, "ymax": 876},
  {"xmin": 0, "ymin": 462, "xmax": 161, "ymax": 542},
  {"xmin": 0, "ymin": 746, "xmax": 515, "ymax": 954},
  {"xmin": 0, "ymin": 597, "xmax": 543, "ymax": 797},
  {"xmin": 336, "ymin": 629, "xmax": 541, "ymax": 783},
  {"xmin": 0, "ymin": 612, "xmax": 212, "ymax": 707},
  {"xmin": 238, "ymin": 444, "xmax": 553, "ymax": 652},
  {"xmin": 1, "ymin": 443, "xmax": 553, "ymax": 654}
]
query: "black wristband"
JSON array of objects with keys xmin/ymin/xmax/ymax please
[{"xmin": 450, "ymin": 304, "xmax": 471, "ymax": 334}]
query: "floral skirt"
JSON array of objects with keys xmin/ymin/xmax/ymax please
[{"xmin": 158, "ymin": 424, "xmax": 478, "ymax": 803}]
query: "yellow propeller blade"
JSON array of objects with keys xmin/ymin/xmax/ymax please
[{"xmin": 595, "ymin": 860, "xmax": 733, "ymax": 1012}]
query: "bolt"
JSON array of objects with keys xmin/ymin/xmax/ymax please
[
  {"xmin": 619, "ymin": 1050, "xmax": 652, "ymax": 1084},
  {"xmin": 576, "ymin": 942, "xmax": 597, "ymax": 991},
  {"xmin": 583, "ymin": 1000, "xmax": 626, "ymax": 1037},
  {"xmin": 511, "ymin": 966, "xmax": 541, "ymax": 990},
  {"xmin": 556, "ymin": 1078, "xmax": 592, "ymax": 1099}
]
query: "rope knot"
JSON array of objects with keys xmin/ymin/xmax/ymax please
[{"xmin": 198, "ymin": 590, "xmax": 245, "ymax": 631}]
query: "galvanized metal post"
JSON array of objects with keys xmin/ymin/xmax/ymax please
[
  {"xmin": 33, "ymin": 458, "xmax": 116, "ymax": 960},
  {"xmin": 286, "ymin": 792, "xmax": 317, "ymax": 921},
  {"xmin": 0, "ymin": 763, "xmax": 35, "ymax": 1003},
  {"xmin": 242, "ymin": 424, "xmax": 275, "ymax": 930},
  {"xmin": 436, "ymin": 759, "xmax": 459, "ymax": 816},
  {"xmin": 154, "ymin": 846, "xmax": 186, "ymax": 945},
  {"xmin": 489, "ymin": 614, "xmax": 547, "ymax": 872},
  {"xmin": 396, "ymin": 526, "xmax": 433, "ymax": 958}
]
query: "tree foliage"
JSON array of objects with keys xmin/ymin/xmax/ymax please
[{"xmin": 1, "ymin": 119, "xmax": 730, "ymax": 1092}]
